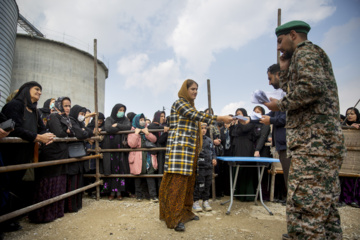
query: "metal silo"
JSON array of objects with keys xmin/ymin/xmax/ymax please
[
  {"xmin": 0, "ymin": 0, "xmax": 18, "ymax": 109},
  {"xmin": 11, "ymin": 34, "xmax": 108, "ymax": 113}
]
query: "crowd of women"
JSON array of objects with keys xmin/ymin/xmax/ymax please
[{"xmin": 0, "ymin": 80, "xmax": 359, "ymax": 234}]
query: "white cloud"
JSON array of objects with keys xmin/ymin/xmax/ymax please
[
  {"xmin": 321, "ymin": 17, "xmax": 360, "ymax": 54},
  {"xmin": 220, "ymin": 101, "xmax": 247, "ymax": 116},
  {"xmin": 117, "ymin": 55, "xmax": 181, "ymax": 94},
  {"xmin": 117, "ymin": 54, "xmax": 149, "ymax": 76},
  {"xmin": 281, "ymin": 0, "xmax": 336, "ymax": 23}
]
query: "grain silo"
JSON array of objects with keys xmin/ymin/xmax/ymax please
[
  {"xmin": 11, "ymin": 34, "xmax": 108, "ymax": 113},
  {"xmin": 0, "ymin": 0, "xmax": 18, "ymax": 108}
]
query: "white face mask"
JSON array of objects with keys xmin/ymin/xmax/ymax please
[
  {"xmin": 139, "ymin": 121, "xmax": 146, "ymax": 127},
  {"xmin": 78, "ymin": 115, "xmax": 85, "ymax": 122}
]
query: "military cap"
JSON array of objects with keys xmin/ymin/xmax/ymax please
[{"xmin": 275, "ymin": 20, "xmax": 311, "ymax": 37}]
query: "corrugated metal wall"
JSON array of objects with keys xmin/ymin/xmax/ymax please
[{"xmin": 0, "ymin": 0, "xmax": 18, "ymax": 109}]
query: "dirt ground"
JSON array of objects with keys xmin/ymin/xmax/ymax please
[{"xmin": 4, "ymin": 194, "xmax": 360, "ymax": 240}]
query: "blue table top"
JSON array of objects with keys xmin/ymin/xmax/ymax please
[{"xmin": 217, "ymin": 156, "xmax": 280, "ymax": 163}]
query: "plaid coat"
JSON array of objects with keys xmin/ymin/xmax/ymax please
[{"xmin": 164, "ymin": 98, "xmax": 217, "ymax": 176}]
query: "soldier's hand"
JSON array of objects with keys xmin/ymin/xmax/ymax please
[{"xmin": 264, "ymin": 98, "xmax": 280, "ymax": 112}]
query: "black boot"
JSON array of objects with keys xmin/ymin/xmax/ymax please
[{"xmin": 174, "ymin": 222, "xmax": 185, "ymax": 232}]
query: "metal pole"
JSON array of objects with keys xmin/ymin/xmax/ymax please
[
  {"xmin": 93, "ymin": 39, "xmax": 101, "ymax": 200},
  {"xmin": 277, "ymin": 8, "xmax": 281, "ymax": 63},
  {"xmin": 0, "ymin": 136, "xmax": 102, "ymax": 143},
  {"xmin": 0, "ymin": 154, "xmax": 102, "ymax": 173},
  {"xmin": 0, "ymin": 181, "xmax": 102, "ymax": 223},
  {"xmin": 84, "ymin": 174, "xmax": 163, "ymax": 178},
  {"xmin": 207, "ymin": 79, "xmax": 216, "ymax": 201},
  {"xmin": 271, "ymin": 8, "xmax": 282, "ymax": 202},
  {"xmin": 87, "ymin": 147, "xmax": 166, "ymax": 153}
]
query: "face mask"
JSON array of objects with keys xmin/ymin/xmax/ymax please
[
  {"xmin": 78, "ymin": 115, "xmax": 85, "ymax": 122},
  {"xmin": 139, "ymin": 121, "xmax": 146, "ymax": 127},
  {"xmin": 50, "ymin": 103, "xmax": 55, "ymax": 109},
  {"xmin": 117, "ymin": 112, "xmax": 124, "ymax": 118}
]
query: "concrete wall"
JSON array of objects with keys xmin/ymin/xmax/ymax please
[
  {"xmin": 0, "ymin": 0, "xmax": 18, "ymax": 109},
  {"xmin": 11, "ymin": 34, "xmax": 108, "ymax": 113}
]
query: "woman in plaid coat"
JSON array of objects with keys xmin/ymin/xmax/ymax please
[{"xmin": 159, "ymin": 79, "xmax": 233, "ymax": 231}]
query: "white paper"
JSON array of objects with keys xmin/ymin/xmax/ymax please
[
  {"xmin": 251, "ymin": 89, "xmax": 286, "ymax": 104},
  {"xmin": 233, "ymin": 115, "xmax": 249, "ymax": 121},
  {"xmin": 249, "ymin": 111, "xmax": 262, "ymax": 120},
  {"xmin": 251, "ymin": 90, "xmax": 269, "ymax": 104},
  {"xmin": 266, "ymin": 89, "xmax": 286, "ymax": 100}
]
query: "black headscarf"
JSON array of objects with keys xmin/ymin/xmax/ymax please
[
  {"xmin": 69, "ymin": 104, "xmax": 87, "ymax": 122},
  {"xmin": 110, "ymin": 104, "xmax": 127, "ymax": 123},
  {"xmin": 235, "ymin": 108, "xmax": 248, "ymax": 117},
  {"xmin": 344, "ymin": 107, "xmax": 360, "ymax": 125},
  {"xmin": 87, "ymin": 112, "xmax": 105, "ymax": 129},
  {"xmin": 39, "ymin": 98, "xmax": 53, "ymax": 114},
  {"xmin": 13, "ymin": 81, "xmax": 42, "ymax": 111},
  {"xmin": 127, "ymin": 112, "xmax": 136, "ymax": 123}
]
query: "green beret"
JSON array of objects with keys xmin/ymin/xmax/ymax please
[{"xmin": 275, "ymin": 20, "xmax": 311, "ymax": 37}]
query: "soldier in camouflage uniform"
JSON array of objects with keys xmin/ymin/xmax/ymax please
[{"xmin": 265, "ymin": 20, "xmax": 346, "ymax": 240}]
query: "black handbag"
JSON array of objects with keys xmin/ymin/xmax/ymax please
[
  {"xmin": 215, "ymin": 144, "xmax": 224, "ymax": 156},
  {"xmin": 68, "ymin": 142, "xmax": 86, "ymax": 158},
  {"xmin": 0, "ymin": 118, "xmax": 15, "ymax": 132},
  {"xmin": 141, "ymin": 138, "xmax": 158, "ymax": 154},
  {"xmin": 143, "ymin": 140, "xmax": 157, "ymax": 148}
]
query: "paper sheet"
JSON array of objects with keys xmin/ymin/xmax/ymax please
[{"xmin": 251, "ymin": 89, "xmax": 286, "ymax": 104}]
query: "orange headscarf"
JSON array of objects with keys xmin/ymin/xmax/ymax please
[{"xmin": 178, "ymin": 79, "xmax": 203, "ymax": 151}]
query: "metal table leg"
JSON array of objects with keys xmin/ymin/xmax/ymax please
[
  {"xmin": 254, "ymin": 165, "xmax": 273, "ymax": 215},
  {"xmin": 221, "ymin": 165, "xmax": 240, "ymax": 215}
]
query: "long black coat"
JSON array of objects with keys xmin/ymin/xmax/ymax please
[
  {"xmin": 229, "ymin": 122, "xmax": 255, "ymax": 157},
  {"xmin": 37, "ymin": 113, "xmax": 72, "ymax": 178},
  {"xmin": 101, "ymin": 116, "xmax": 131, "ymax": 175}
]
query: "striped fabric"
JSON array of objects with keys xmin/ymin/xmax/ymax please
[{"xmin": 164, "ymin": 98, "xmax": 217, "ymax": 176}]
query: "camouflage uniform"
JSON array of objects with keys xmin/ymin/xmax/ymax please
[{"xmin": 277, "ymin": 40, "xmax": 346, "ymax": 240}]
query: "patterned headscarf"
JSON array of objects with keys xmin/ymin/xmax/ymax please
[
  {"xmin": 177, "ymin": 79, "xmax": 203, "ymax": 150},
  {"xmin": 54, "ymin": 96, "xmax": 71, "ymax": 114},
  {"xmin": 54, "ymin": 96, "xmax": 72, "ymax": 130}
]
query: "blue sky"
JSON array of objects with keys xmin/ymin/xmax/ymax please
[{"xmin": 17, "ymin": 0, "xmax": 360, "ymax": 119}]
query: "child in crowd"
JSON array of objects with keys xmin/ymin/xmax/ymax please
[{"xmin": 193, "ymin": 122, "xmax": 217, "ymax": 212}]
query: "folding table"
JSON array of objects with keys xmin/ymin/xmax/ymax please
[{"xmin": 217, "ymin": 156, "xmax": 280, "ymax": 215}]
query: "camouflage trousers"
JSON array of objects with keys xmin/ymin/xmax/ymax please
[{"xmin": 286, "ymin": 154, "xmax": 343, "ymax": 240}]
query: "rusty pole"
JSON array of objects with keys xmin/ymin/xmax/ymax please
[
  {"xmin": 277, "ymin": 8, "xmax": 281, "ymax": 63},
  {"xmin": 207, "ymin": 79, "xmax": 217, "ymax": 201},
  {"xmin": 93, "ymin": 39, "xmax": 101, "ymax": 200},
  {"xmin": 271, "ymin": 8, "xmax": 282, "ymax": 202}
]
